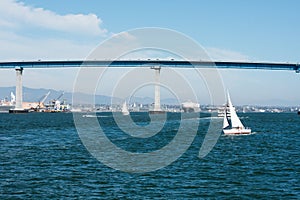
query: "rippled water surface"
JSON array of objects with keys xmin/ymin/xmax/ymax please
[{"xmin": 0, "ymin": 112, "xmax": 299, "ymax": 199}]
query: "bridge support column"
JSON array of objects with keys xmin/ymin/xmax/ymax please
[
  {"xmin": 150, "ymin": 66, "xmax": 164, "ymax": 114},
  {"xmin": 9, "ymin": 67, "xmax": 27, "ymax": 113}
]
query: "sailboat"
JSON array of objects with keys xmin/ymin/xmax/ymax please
[
  {"xmin": 121, "ymin": 101, "xmax": 129, "ymax": 116},
  {"xmin": 223, "ymin": 92, "xmax": 251, "ymax": 135}
]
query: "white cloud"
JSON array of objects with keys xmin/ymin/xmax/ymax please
[
  {"xmin": 206, "ymin": 47, "xmax": 250, "ymax": 61},
  {"xmin": 0, "ymin": 0, "xmax": 108, "ymax": 61},
  {"xmin": 0, "ymin": 0, "xmax": 107, "ymax": 36},
  {"xmin": 0, "ymin": 18, "xmax": 15, "ymax": 28},
  {"xmin": 0, "ymin": 0, "xmax": 108, "ymax": 91},
  {"xmin": 0, "ymin": 30, "xmax": 96, "ymax": 61},
  {"xmin": 111, "ymin": 31, "xmax": 137, "ymax": 41}
]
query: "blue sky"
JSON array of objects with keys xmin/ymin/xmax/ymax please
[{"xmin": 0, "ymin": 0, "xmax": 299, "ymax": 105}]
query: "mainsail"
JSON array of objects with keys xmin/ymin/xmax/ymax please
[{"xmin": 227, "ymin": 92, "xmax": 244, "ymax": 128}]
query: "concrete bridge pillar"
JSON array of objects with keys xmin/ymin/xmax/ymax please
[
  {"xmin": 15, "ymin": 67, "xmax": 23, "ymax": 110},
  {"xmin": 9, "ymin": 67, "xmax": 26, "ymax": 113},
  {"xmin": 151, "ymin": 66, "xmax": 162, "ymax": 113}
]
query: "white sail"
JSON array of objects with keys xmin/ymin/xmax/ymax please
[
  {"xmin": 10, "ymin": 92, "xmax": 16, "ymax": 103},
  {"xmin": 121, "ymin": 101, "xmax": 129, "ymax": 115},
  {"xmin": 227, "ymin": 92, "xmax": 244, "ymax": 128},
  {"xmin": 223, "ymin": 109, "xmax": 229, "ymax": 129},
  {"xmin": 223, "ymin": 91, "xmax": 251, "ymax": 135}
]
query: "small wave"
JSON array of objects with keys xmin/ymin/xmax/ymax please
[
  {"xmin": 222, "ymin": 132, "xmax": 257, "ymax": 136},
  {"xmin": 82, "ymin": 114, "xmax": 97, "ymax": 118},
  {"xmin": 239, "ymin": 116, "xmax": 249, "ymax": 119},
  {"xmin": 82, "ymin": 114, "xmax": 110, "ymax": 118},
  {"xmin": 180, "ymin": 116, "xmax": 223, "ymax": 121},
  {"xmin": 204, "ymin": 116, "xmax": 223, "ymax": 119},
  {"xmin": 0, "ymin": 137, "xmax": 12, "ymax": 141},
  {"xmin": 250, "ymin": 132, "xmax": 257, "ymax": 135},
  {"xmin": 182, "ymin": 117, "xmax": 200, "ymax": 121}
]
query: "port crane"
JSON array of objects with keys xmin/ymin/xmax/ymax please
[
  {"xmin": 39, "ymin": 91, "xmax": 50, "ymax": 105},
  {"xmin": 34, "ymin": 91, "xmax": 51, "ymax": 111},
  {"xmin": 56, "ymin": 92, "xmax": 64, "ymax": 101}
]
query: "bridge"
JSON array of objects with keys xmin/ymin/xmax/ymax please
[
  {"xmin": 0, "ymin": 60, "xmax": 299, "ymax": 113},
  {"xmin": 0, "ymin": 60, "xmax": 299, "ymax": 71}
]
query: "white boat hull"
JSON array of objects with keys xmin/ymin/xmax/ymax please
[
  {"xmin": 122, "ymin": 111, "xmax": 129, "ymax": 116},
  {"xmin": 223, "ymin": 128, "xmax": 251, "ymax": 135}
]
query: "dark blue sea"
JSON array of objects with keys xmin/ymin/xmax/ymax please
[{"xmin": 0, "ymin": 112, "xmax": 299, "ymax": 199}]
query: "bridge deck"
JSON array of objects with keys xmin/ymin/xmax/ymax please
[{"xmin": 0, "ymin": 60, "xmax": 298, "ymax": 72}]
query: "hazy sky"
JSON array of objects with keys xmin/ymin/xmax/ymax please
[{"xmin": 0, "ymin": 0, "xmax": 299, "ymax": 105}]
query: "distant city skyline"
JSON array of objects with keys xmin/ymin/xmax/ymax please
[{"xmin": 0, "ymin": 0, "xmax": 299, "ymax": 106}]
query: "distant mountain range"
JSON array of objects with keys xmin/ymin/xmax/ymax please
[
  {"xmin": 0, "ymin": 86, "xmax": 179, "ymax": 105},
  {"xmin": 1, "ymin": 86, "xmax": 298, "ymax": 106}
]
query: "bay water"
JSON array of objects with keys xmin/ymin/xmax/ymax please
[{"xmin": 0, "ymin": 112, "xmax": 299, "ymax": 199}]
